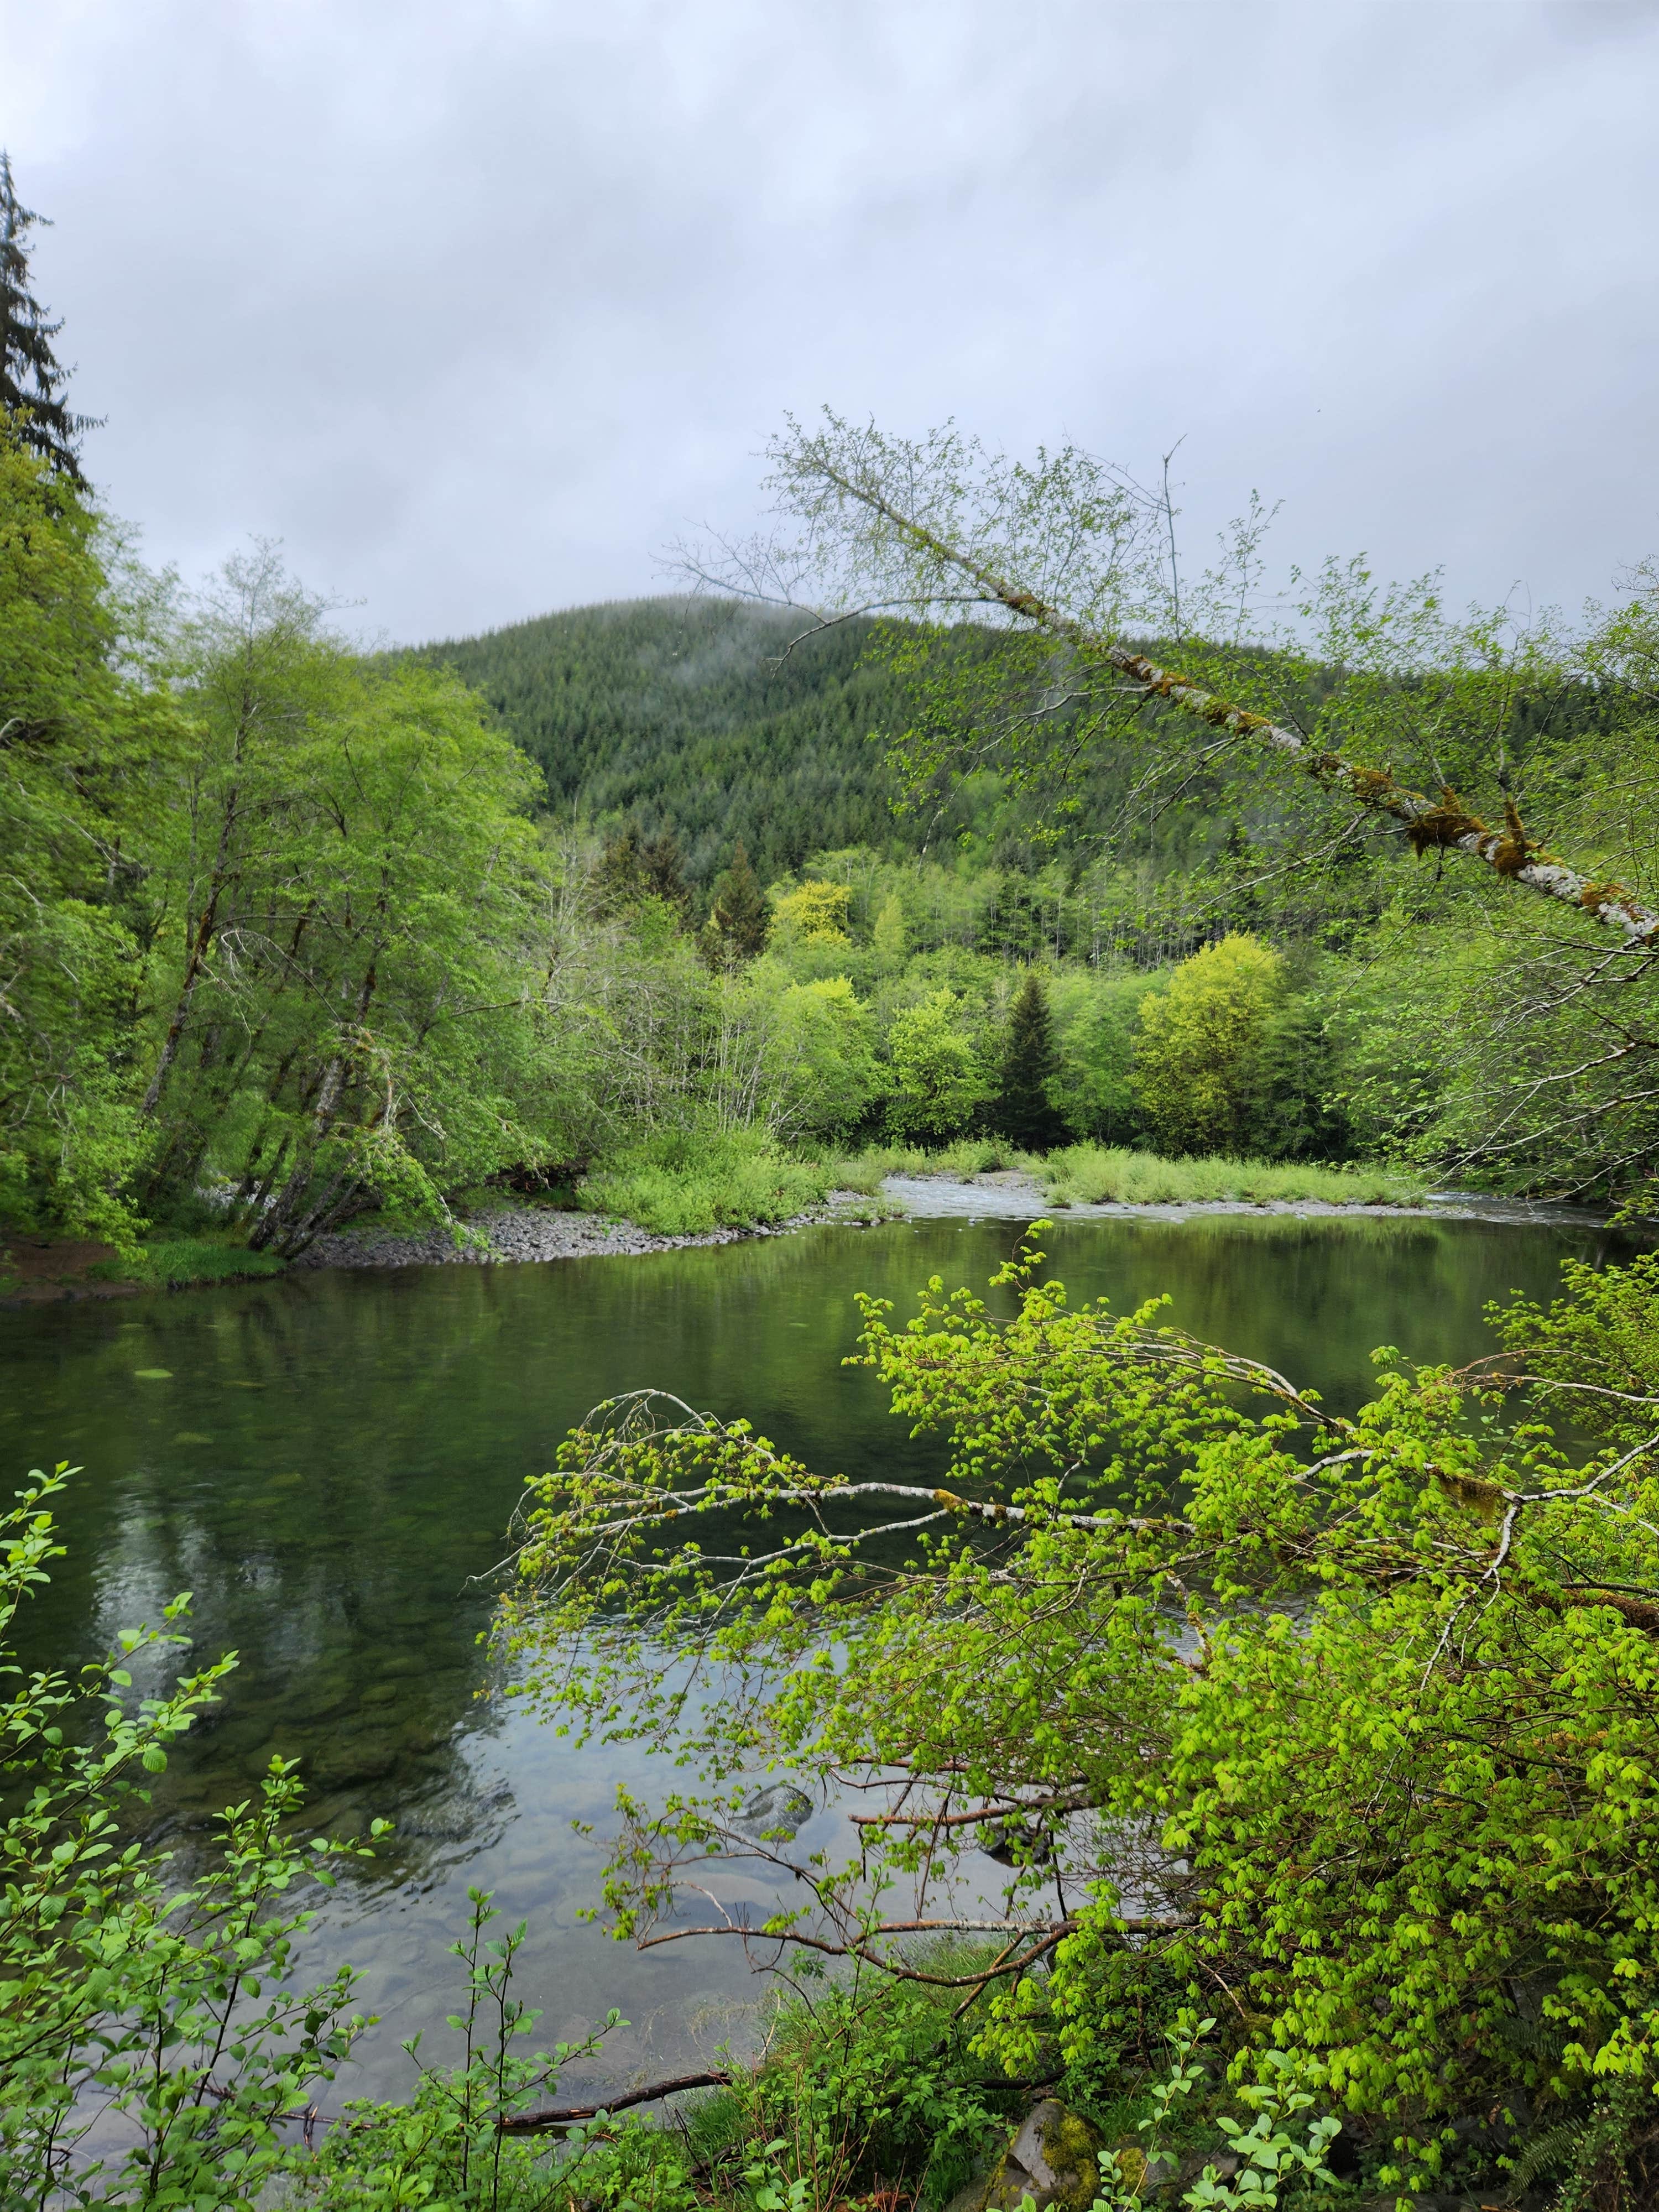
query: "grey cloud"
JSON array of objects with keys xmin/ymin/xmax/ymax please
[{"xmin": 6, "ymin": 0, "xmax": 1658, "ymax": 641}]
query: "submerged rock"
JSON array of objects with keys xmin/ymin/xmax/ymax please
[{"xmin": 735, "ymin": 1781, "xmax": 815, "ymax": 1838}]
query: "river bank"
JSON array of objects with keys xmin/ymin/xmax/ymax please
[
  {"xmin": 4, "ymin": 1173, "xmax": 1633, "ymax": 1303},
  {"xmin": 290, "ymin": 1187, "xmax": 890, "ymax": 1267},
  {"xmin": 292, "ymin": 1168, "xmax": 1623, "ymax": 1273}
]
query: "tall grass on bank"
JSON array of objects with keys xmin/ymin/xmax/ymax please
[
  {"xmin": 827, "ymin": 1139, "xmax": 1025, "ymax": 1193},
  {"xmin": 87, "ymin": 1235, "xmax": 290, "ymax": 1290},
  {"xmin": 830, "ymin": 1140, "xmax": 1426, "ymax": 1207},
  {"xmin": 578, "ymin": 1127, "xmax": 838, "ymax": 1237},
  {"xmin": 1040, "ymin": 1144, "xmax": 1424, "ymax": 1206}
]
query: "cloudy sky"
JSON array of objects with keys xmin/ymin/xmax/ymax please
[{"xmin": 7, "ymin": 0, "xmax": 1657, "ymax": 644}]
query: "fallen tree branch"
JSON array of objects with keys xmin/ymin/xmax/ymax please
[{"xmin": 499, "ymin": 2068, "xmax": 734, "ymax": 2136}]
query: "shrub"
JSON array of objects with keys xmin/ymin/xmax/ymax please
[
  {"xmin": 0, "ymin": 1466, "xmax": 378, "ymax": 2202},
  {"xmin": 1048, "ymin": 967, "xmax": 1159, "ymax": 1146},
  {"xmin": 506, "ymin": 1235, "xmax": 1659, "ymax": 2189},
  {"xmin": 770, "ymin": 880, "xmax": 853, "ymax": 946}
]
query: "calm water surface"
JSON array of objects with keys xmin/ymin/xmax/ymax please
[{"xmin": 0, "ymin": 1213, "xmax": 1619, "ymax": 2098}]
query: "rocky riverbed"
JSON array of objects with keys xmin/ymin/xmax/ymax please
[
  {"xmin": 290, "ymin": 1171, "xmax": 1622, "ymax": 1272},
  {"xmin": 291, "ymin": 1190, "xmax": 890, "ymax": 1269}
]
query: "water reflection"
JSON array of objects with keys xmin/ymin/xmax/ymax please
[{"xmin": 0, "ymin": 1213, "xmax": 1627, "ymax": 2096}]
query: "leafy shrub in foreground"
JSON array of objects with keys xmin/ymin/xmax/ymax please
[
  {"xmin": 502, "ymin": 1233, "xmax": 1659, "ymax": 2195},
  {"xmin": 0, "ymin": 1467, "xmax": 378, "ymax": 2204}
]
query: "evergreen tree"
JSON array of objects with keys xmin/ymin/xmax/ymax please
[
  {"xmin": 1, "ymin": 153, "xmax": 96, "ymax": 483},
  {"xmin": 703, "ymin": 840, "xmax": 769, "ymax": 964},
  {"xmin": 639, "ymin": 830, "xmax": 691, "ymax": 918},
  {"xmin": 994, "ymin": 969, "xmax": 1065, "ymax": 1150},
  {"xmin": 592, "ymin": 825, "xmax": 691, "ymax": 922}
]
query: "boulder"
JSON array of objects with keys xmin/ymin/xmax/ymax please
[{"xmin": 981, "ymin": 2099, "xmax": 1105, "ymax": 2212}]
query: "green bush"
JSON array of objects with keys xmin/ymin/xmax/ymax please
[
  {"xmin": 1048, "ymin": 966, "xmax": 1159, "ymax": 1146},
  {"xmin": 885, "ymin": 989, "xmax": 989, "ymax": 1141},
  {"xmin": 830, "ymin": 1138, "xmax": 1025, "ymax": 1188},
  {"xmin": 0, "ymin": 1470, "xmax": 627, "ymax": 2210},
  {"xmin": 0, "ymin": 1466, "xmax": 378, "ymax": 2203},
  {"xmin": 506, "ymin": 1237, "xmax": 1659, "ymax": 2195}
]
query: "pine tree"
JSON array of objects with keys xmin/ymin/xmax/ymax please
[
  {"xmin": 704, "ymin": 840, "xmax": 769, "ymax": 964},
  {"xmin": 1, "ymin": 153, "xmax": 96, "ymax": 483},
  {"xmin": 994, "ymin": 969, "xmax": 1066, "ymax": 1151}
]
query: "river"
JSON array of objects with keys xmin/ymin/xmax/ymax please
[{"xmin": 0, "ymin": 1209, "xmax": 1625, "ymax": 2106}]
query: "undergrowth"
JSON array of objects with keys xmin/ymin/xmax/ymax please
[
  {"xmin": 90, "ymin": 1233, "xmax": 290, "ymax": 1289},
  {"xmin": 578, "ymin": 1127, "xmax": 837, "ymax": 1236}
]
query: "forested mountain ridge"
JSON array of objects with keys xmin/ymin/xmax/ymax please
[{"xmin": 419, "ymin": 596, "xmax": 976, "ymax": 883}]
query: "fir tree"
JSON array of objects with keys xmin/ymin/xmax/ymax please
[
  {"xmin": 592, "ymin": 825, "xmax": 691, "ymax": 922},
  {"xmin": 1, "ymin": 153, "xmax": 96, "ymax": 483},
  {"xmin": 994, "ymin": 969, "xmax": 1065, "ymax": 1150},
  {"xmin": 639, "ymin": 830, "xmax": 691, "ymax": 918},
  {"xmin": 704, "ymin": 840, "xmax": 769, "ymax": 964}
]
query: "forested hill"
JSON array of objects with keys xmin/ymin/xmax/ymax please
[{"xmin": 419, "ymin": 596, "xmax": 969, "ymax": 884}]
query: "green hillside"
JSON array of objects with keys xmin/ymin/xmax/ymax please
[{"xmin": 420, "ymin": 595, "xmax": 973, "ymax": 883}]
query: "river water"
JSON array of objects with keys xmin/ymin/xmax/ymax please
[{"xmin": 0, "ymin": 1210, "xmax": 1624, "ymax": 2104}]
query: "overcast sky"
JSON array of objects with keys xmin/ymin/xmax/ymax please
[{"xmin": 6, "ymin": 0, "xmax": 1657, "ymax": 644}]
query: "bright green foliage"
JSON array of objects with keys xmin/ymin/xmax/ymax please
[
  {"xmin": 872, "ymin": 892, "xmax": 909, "ymax": 961},
  {"xmin": 296, "ymin": 1888, "xmax": 619, "ymax": 2212},
  {"xmin": 1133, "ymin": 935, "xmax": 1285, "ymax": 1156},
  {"xmin": 0, "ymin": 429, "xmax": 171, "ymax": 1245},
  {"xmin": 1047, "ymin": 969, "xmax": 1153, "ymax": 1146},
  {"xmin": 765, "ymin": 975, "xmax": 884, "ymax": 1140},
  {"xmin": 577, "ymin": 1124, "xmax": 836, "ymax": 1235},
  {"xmin": 1038, "ymin": 1144, "xmax": 1421, "ymax": 1206},
  {"xmin": 771, "ymin": 879, "xmax": 853, "ymax": 946},
  {"xmin": 0, "ymin": 1467, "xmax": 379, "ymax": 2203},
  {"xmin": 885, "ymin": 989, "xmax": 987, "ymax": 1140},
  {"xmin": 135, "ymin": 554, "xmax": 566, "ymax": 1255},
  {"xmin": 992, "ymin": 971, "xmax": 1065, "ymax": 1150},
  {"xmin": 500, "ymin": 1235, "xmax": 1659, "ymax": 2182},
  {"xmin": 0, "ymin": 1472, "xmax": 638, "ymax": 2209},
  {"xmin": 1092, "ymin": 2019, "xmax": 1339, "ymax": 2212}
]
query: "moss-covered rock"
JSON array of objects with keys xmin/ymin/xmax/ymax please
[{"xmin": 980, "ymin": 2098, "xmax": 1104, "ymax": 2212}]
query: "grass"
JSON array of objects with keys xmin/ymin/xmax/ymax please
[
  {"xmin": 1038, "ymin": 1143, "xmax": 1426, "ymax": 1207},
  {"xmin": 828, "ymin": 1139, "xmax": 1425, "ymax": 1208},
  {"xmin": 827, "ymin": 1138, "xmax": 1027, "ymax": 1192},
  {"xmin": 578, "ymin": 1126, "xmax": 843, "ymax": 1237},
  {"xmin": 90, "ymin": 1234, "xmax": 289, "ymax": 1290}
]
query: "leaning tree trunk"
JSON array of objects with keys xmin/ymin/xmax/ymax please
[{"xmin": 810, "ymin": 458, "xmax": 1659, "ymax": 950}]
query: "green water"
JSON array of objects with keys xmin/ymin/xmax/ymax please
[{"xmin": 0, "ymin": 1211, "xmax": 1618, "ymax": 2096}]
